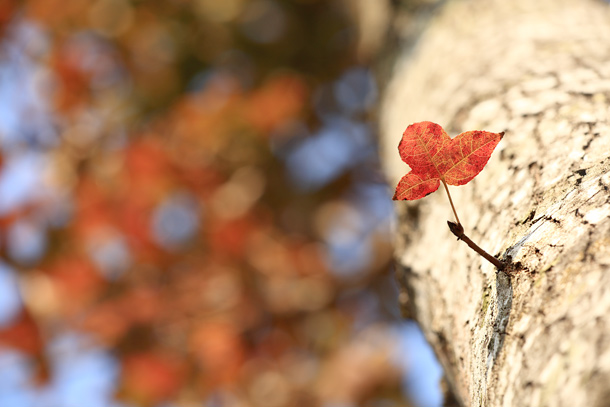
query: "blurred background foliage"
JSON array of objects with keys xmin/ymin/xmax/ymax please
[{"xmin": 0, "ymin": 0, "xmax": 443, "ymax": 406}]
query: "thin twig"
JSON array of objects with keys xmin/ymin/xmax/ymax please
[
  {"xmin": 441, "ymin": 180, "xmax": 461, "ymax": 225},
  {"xmin": 447, "ymin": 221, "xmax": 505, "ymax": 270}
]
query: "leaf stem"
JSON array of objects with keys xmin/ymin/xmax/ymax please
[
  {"xmin": 447, "ymin": 221, "xmax": 505, "ymax": 269},
  {"xmin": 441, "ymin": 180, "xmax": 461, "ymax": 225}
]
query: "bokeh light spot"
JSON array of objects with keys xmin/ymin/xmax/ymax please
[
  {"xmin": 6, "ymin": 220, "xmax": 47, "ymax": 265},
  {"xmin": 88, "ymin": 0, "xmax": 134, "ymax": 37},
  {"xmin": 0, "ymin": 263, "xmax": 22, "ymax": 327},
  {"xmin": 241, "ymin": 0, "xmax": 286, "ymax": 44},
  {"xmin": 151, "ymin": 193, "xmax": 200, "ymax": 250},
  {"xmin": 334, "ymin": 67, "xmax": 378, "ymax": 114},
  {"xmin": 196, "ymin": 0, "xmax": 244, "ymax": 23},
  {"xmin": 0, "ymin": 153, "xmax": 48, "ymax": 215},
  {"xmin": 88, "ymin": 232, "xmax": 131, "ymax": 280}
]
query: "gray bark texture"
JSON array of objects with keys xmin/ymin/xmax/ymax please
[{"xmin": 379, "ymin": 0, "xmax": 610, "ymax": 406}]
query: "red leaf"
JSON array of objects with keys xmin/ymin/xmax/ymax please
[
  {"xmin": 0, "ymin": 309, "xmax": 42, "ymax": 355},
  {"xmin": 393, "ymin": 121, "xmax": 503, "ymax": 200},
  {"xmin": 121, "ymin": 351, "xmax": 185, "ymax": 405}
]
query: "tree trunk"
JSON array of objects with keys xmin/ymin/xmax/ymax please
[{"xmin": 379, "ymin": 0, "xmax": 610, "ymax": 406}]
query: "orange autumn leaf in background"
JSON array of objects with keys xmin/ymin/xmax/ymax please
[
  {"xmin": 393, "ymin": 121, "xmax": 503, "ymax": 201},
  {"xmin": 0, "ymin": 310, "xmax": 42, "ymax": 355},
  {"xmin": 246, "ymin": 74, "xmax": 308, "ymax": 133},
  {"xmin": 121, "ymin": 351, "xmax": 185, "ymax": 405}
]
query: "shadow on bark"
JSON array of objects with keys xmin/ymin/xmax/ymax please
[{"xmin": 487, "ymin": 271, "xmax": 513, "ymax": 372}]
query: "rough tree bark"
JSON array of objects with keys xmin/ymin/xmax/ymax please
[{"xmin": 379, "ymin": 0, "xmax": 610, "ymax": 406}]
